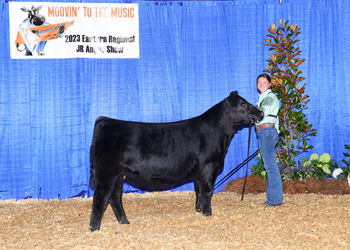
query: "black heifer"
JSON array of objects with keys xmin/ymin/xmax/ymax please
[{"xmin": 89, "ymin": 91, "xmax": 263, "ymax": 231}]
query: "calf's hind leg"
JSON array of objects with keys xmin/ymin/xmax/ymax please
[
  {"xmin": 90, "ymin": 185, "xmax": 111, "ymax": 231},
  {"xmin": 109, "ymin": 180, "xmax": 130, "ymax": 224}
]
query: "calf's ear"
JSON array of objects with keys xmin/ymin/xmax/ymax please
[
  {"xmin": 229, "ymin": 91, "xmax": 238, "ymax": 97},
  {"xmin": 225, "ymin": 91, "xmax": 238, "ymax": 107}
]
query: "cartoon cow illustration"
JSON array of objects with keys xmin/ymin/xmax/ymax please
[{"xmin": 15, "ymin": 5, "xmax": 73, "ymax": 56}]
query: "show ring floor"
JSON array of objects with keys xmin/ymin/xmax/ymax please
[{"xmin": 1, "ymin": 179, "xmax": 350, "ymax": 249}]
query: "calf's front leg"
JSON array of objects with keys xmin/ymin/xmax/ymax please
[{"xmin": 194, "ymin": 179, "xmax": 203, "ymax": 213}]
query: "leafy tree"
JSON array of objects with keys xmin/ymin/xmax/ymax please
[{"xmin": 263, "ymin": 19, "xmax": 317, "ymax": 173}]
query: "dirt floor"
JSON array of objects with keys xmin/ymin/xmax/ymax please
[{"xmin": 1, "ymin": 176, "xmax": 350, "ymax": 249}]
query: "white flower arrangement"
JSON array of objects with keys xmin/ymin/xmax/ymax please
[
  {"xmin": 300, "ymin": 152, "xmax": 338, "ymax": 180},
  {"xmin": 253, "ymin": 145, "xmax": 350, "ymax": 185},
  {"xmin": 332, "ymin": 168, "xmax": 343, "ymax": 179}
]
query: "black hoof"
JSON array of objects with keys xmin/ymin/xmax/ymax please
[
  {"xmin": 203, "ymin": 211, "xmax": 212, "ymax": 216},
  {"xmin": 90, "ymin": 225, "xmax": 100, "ymax": 232},
  {"xmin": 119, "ymin": 218, "xmax": 130, "ymax": 224}
]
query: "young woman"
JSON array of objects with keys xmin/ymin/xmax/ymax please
[{"xmin": 255, "ymin": 73, "xmax": 283, "ymax": 206}]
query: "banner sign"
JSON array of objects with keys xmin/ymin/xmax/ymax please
[{"xmin": 9, "ymin": 2, "xmax": 139, "ymax": 59}]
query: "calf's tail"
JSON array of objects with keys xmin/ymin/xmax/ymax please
[
  {"xmin": 90, "ymin": 171, "xmax": 97, "ymax": 188},
  {"xmin": 90, "ymin": 138, "xmax": 98, "ymax": 188},
  {"xmin": 89, "ymin": 116, "xmax": 108, "ymax": 188}
]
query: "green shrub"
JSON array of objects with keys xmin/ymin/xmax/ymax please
[
  {"xmin": 332, "ymin": 145, "xmax": 350, "ymax": 180},
  {"xmin": 251, "ymin": 152, "xmax": 339, "ymax": 181}
]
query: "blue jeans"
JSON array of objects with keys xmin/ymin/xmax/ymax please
[
  {"xmin": 25, "ymin": 41, "xmax": 47, "ymax": 52},
  {"xmin": 257, "ymin": 126, "xmax": 283, "ymax": 206}
]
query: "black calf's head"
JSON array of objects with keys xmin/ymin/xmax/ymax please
[{"xmin": 225, "ymin": 91, "xmax": 264, "ymax": 126}]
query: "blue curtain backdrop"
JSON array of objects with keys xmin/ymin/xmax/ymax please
[{"xmin": 1, "ymin": 0, "xmax": 349, "ymax": 200}]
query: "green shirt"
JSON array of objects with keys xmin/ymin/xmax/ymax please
[{"xmin": 256, "ymin": 89, "xmax": 280, "ymax": 133}]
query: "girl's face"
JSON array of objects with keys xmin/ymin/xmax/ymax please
[{"xmin": 257, "ymin": 77, "xmax": 272, "ymax": 93}]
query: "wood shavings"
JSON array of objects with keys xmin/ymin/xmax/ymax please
[{"xmin": 1, "ymin": 191, "xmax": 350, "ymax": 249}]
